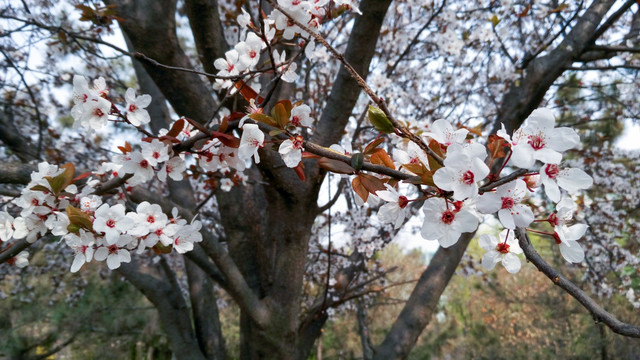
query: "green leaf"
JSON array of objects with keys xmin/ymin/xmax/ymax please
[
  {"xmin": 367, "ymin": 106, "xmax": 395, "ymax": 133},
  {"xmin": 66, "ymin": 205, "xmax": 93, "ymax": 233},
  {"xmin": 45, "ymin": 163, "xmax": 75, "ymax": 196}
]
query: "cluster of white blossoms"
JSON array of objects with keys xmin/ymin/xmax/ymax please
[
  {"xmin": 0, "ymin": 162, "xmax": 203, "ymax": 272},
  {"xmin": 375, "ymin": 109, "xmax": 593, "ymax": 273},
  {"xmin": 212, "ymin": 0, "xmax": 361, "ymax": 89}
]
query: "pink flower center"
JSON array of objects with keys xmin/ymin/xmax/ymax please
[
  {"xmin": 251, "ymin": 138, "xmax": 261, "ymax": 147},
  {"xmin": 398, "ymin": 196, "xmax": 409, "ymax": 209},
  {"xmin": 147, "ymin": 215, "xmax": 155, "ymax": 224},
  {"xmin": 139, "ymin": 159, "xmax": 149, "ymax": 168},
  {"xmin": 153, "ymin": 151, "xmax": 160, "ymax": 159},
  {"xmin": 501, "ymin": 197, "xmax": 514, "ymax": 209},
  {"xmin": 291, "ymin": 116, "xmax": 301, "ymax": 126},
  {"xmin": 108, "ymin": 244, "xmax": 118, "ymax": 254},
  {"xmin": 548, "ymin": 213, "xmax": 558, "ymax": 226},
  {"xmin": 527, "ymin": 134, "xmax": 545, "ymax": 150},
  {"xmin": 174, "ymin": 237, "xmax": 181, "ymax": 245},
  {"xmin": 80, "ymin": 245, "xmax": 88, "ymax": 254},
  {"xmin": 93, "ymin": 108, "xmax": 105, "ymax": 117},
  {"xmin": 155, "ymin": 229, "xmax": 163, "ymax": 236},
  {"xmin": 106, "ymin": 219, "xmax": 116, "ymax": 228},
  {"xmin": 292, "ymin": 0, "xmax": 301, "ymax": 5},
  {"xmin": 128, "ymin": 104, "xmax": 138, "ymax": 112},
  {"xmin": 496, "ymin": 242, "xmax": 510, "ymax": 254},
  {"xmin": 249, "ymin": 50, "xmax": 257, "ymax": 59},
  {"xmin": 31, "ymin": 199, "xmax": 39, "ymax": 206},
  {"xmin": 410, "ymin": 157, "xmax": 420, "ymax": 165},
  {"xmin": 544, "ymin": 164, "xmax": 559, "ymax": 179},
  {"xmin": 227, "ymin": 63, "xmax": 234, "ymax": 72},
  {"xmin": 166, "ymin": 165, "xmax": 173, "ymax": 173},
  {"xmin": 441, "ymin": 210, "xmax": 455, "ymax": 225},
  {"xmin": 460, "ymin": 170, "xmax": 475, "ymax": 185}
]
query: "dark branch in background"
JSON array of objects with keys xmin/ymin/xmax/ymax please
[
  {"xmin": 587, "ymin": 0, "xmax": 637, "ymax": 46},
  {"xmin": 0, "ymin": 162, "xmax": 37, "ymax": 184},
  {"xmin": 0, "ymin": 239, "xmax": 31, "ymax": 264},
  {"xmin": 385, "ymin": 0, "xmax": 446, "ymax": 77},
  {"xmin": 515, "ymin": 228, "xmax": 640, "ymax": 338},
  {"xmin": 0, "ymin": 103, "xmax": 39, "ymax": 162},
  {"xmin": 129, "ymin": 187, "xmax": 272, "ymax": 328},
  {"xmin": 493, "ymin": 0, "xmax": 619, "ymax": 135},
  {"xmin": 0, "ymin": 49, "xmax": 44, "ymax": 158},
  {"xmin": 356, "ymin": 300, "xmax": 374, "ymax": 360}
]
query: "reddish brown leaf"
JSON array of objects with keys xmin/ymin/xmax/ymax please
[
  {"xmin": 294, "ymin": 163, "xmax": 306, "ymax": 181},
  {"xmin": 167, "ymin": 118, "xmax": 186, "ymax": 138},
  {"xmin": 370, "ymin": 148, "xmax": 396, "ymax": 169},
  {"xmin": 318, "ymin": 157, "xmax": 356, "ymax": 174},
  {"xmin": 487, "ymin": 134, "xmax": 507, "ymax": 160},
  {"xmin": 185, "ymin": 117, "xmax": 209, "ymax": 134},
  {"xmin": 211, "ymin": 131, "xmax": 240, "ymax": 148},
  {"xmin": 249, "ymin": 113, "xmax": 278, "ymax": 127},
  {"xmin": 517, "ymin": 4, "xmax": 531, "ymax": 17},
  {"xmin": 364, "ymin": 138, "xmax": 385, "ymax": 154},
  {"xmin": 352, "ymin": 176, "xmax": 369, "ymax": 202},
  {"xmin": 117, "ymin": 141, "xmax": 132, "ymax": 154},
  {"xmin": 358, "ymin": 173, "xmax": 387, "ymax": 194},
  {"xmin": 234, "ymin": 80, "xmax": 264, "ymax": 104},
  {"xmin": 72, "ymin": 172, "xmax": 91, "ymax": 182}
]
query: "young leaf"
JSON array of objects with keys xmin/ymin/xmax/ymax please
[
  {"xmin": 352, "ymin": 176, "xmax": 369, "ymax": 202},
  {"xmin": 167, "ymin": 118, "xmax": 186, "ymax": 138},
  {"xmin": 293, "ymin": 163, "xmax": 306, "ymax": 181},
  {"xmin": 358, "ymin": 173, "xmax": 386, "ymax": 194},
  {"xmin": 234, "ymin": 80, "xmax": 264, "ymax": 104},
  {"xmin": 66, "ymin": 205, "xmax": 93, "ymax": 233},
  {"xmin": 364, "ymin": 138, "xmax": 385, "ymax": 154},
  {"xmin": 249, "ymin": 113, "xmax": 278, "ymax": 128},
  {"xmin": 272, "ymin": 102, "xmax": 290, "ymax": 129},
  {"xmin": 318, "ymin": 158, "xmax": 356, "ymax": 174},
  {"xmin": 118, "ymin": 141, "xmax": 132, "ymax": 154},
  {"xmin": 370, "ymin": 148, "xmax": 395, "ymax": 169},
  {"xmin": 211, "ymin": 131, "xmax": 241, "ymax": 148},
  {"xmin": 487, "ymin": 134, "xmax": 507, "ymax": 159},
  {"xmin": 367, "ymin": 106, "xmax": 395, "ymax": 133}
]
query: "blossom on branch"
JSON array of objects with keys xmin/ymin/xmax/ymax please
[
  {"xmin": 376, "ymin": 184, "xmax": 410, "ymax": 229},
  {"xmin": 540, "ymin": 163, "xmax": 593, "ymax": 203},
  {"xmin": 421, "ymin": 197, "xmax": 478, "ymax": 248},
  {"xmin": 498, "ymin": 108, "xmax": 580, "ymax": 169},
  {"xmin": 479, "ymin": 230, "xmax": 522, "ymax": 273},
  {"xmin": 433, "ymin": 143, "xmax": 489, "ymax": 200},
  {"xmin": 476, "ymin": 179, "xmax": 534, "ymax": 229},
  {"xmin": 124, "ymin": 88, "xmax": 152, "ymax": 126}
]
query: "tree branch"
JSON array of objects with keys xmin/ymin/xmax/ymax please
[
  {"xmin": 514, "ymin": 228, "xmax": 640, "ymax": 338},
  {"xmin": 0, "ymin": 162, "xmax": 37, "ymax": 184}
]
